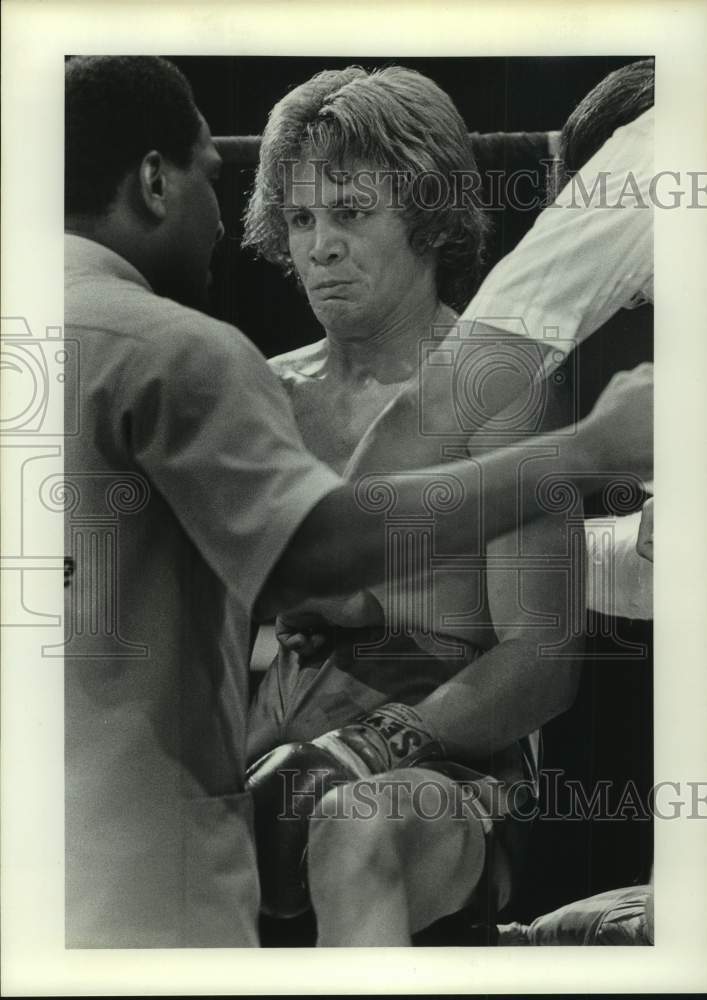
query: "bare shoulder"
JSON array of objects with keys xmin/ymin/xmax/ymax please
[{"xmin": 268, "ymin": 339, "xmax": 328, "ymax": 383}]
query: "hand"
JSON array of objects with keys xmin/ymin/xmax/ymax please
[
  {"xmin": 246, "ymin": 740, "xmax": 353, "ymax": 917},
  {"xmin": 275, "ymin": 592, "xmax": 385, "ymax": 655},
  {"xmin": 275, "ymin": 610, "xmax": 330, "ymax": 656},
  {"xmin": 581, "ymin": 363, "xmax": 653, "ymax": 477},
  {"xmin": 636, "ymin": 496, "xmax": 654, "ymax": 562}
]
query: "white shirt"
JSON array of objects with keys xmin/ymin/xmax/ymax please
[
  {"xmin": 461, "ymin": 110, "xmax": 654, "ymax": 619},
  {"xmin": 463, "ymin": 107, "xmax": 654, "ymax": 366}
]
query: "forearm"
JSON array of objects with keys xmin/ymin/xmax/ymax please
[{"xmin": 414, "ymin": 636, "xmax": 583, "ymax": 761}]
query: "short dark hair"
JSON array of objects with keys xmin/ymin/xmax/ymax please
[
  {"xmin": 552, "ymin": 58, "xmax": 655, "ymax": 197},
  {"xmin": 65, "ymin": 56, "xmax": 203, "ymax": 216},
  {"xmin": 243, "ymin": 66, "xmax": 489, "ymax": 312}
]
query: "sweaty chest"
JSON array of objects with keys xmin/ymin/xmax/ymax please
[
  {"xmin": 280, "ymin": 369, "xmax": 495, "ymax": 647},
  {"xmin": 286, "ymin": 376, "xmax": 407, "ymax": 474}
]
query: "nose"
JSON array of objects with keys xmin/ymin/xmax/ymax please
[
  {"xmin": 309, "ymin": 219, "xmax": 345, "ymax": 266},
  {"xmin": 215, "ymin": 219, "xmax": 225, "ymax": 243}
]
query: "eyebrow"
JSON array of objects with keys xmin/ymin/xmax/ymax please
[{"xmin": 284, "ymin": 187, "xmax": 367, "ymax": 211}]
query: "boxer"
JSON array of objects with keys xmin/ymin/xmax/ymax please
[
  {"xmin": 322, "ymin": 57, "xmax": 658, "ymax": 944},
  {"xmin": 243, "ymin": 66, "xmax": 586, "ymax": 945}
]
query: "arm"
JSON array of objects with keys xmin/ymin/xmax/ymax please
[
  {"xmin": 414, "ymin": 511, "xmax": 584, "ymax": 760},
  {"xmin": 463, "ymin": 109, "xmax": 654, "ymax": 357},
  {"xmin": 406, "ymin": 381, "xmax": 585, "ymax": 760},
  {"xmin": 257, "ymin": 362, "xmax": 653, "ymax": 618}
]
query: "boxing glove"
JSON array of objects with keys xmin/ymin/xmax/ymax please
[{"xmin": 246, "ymin": 702, "xmax": 444, "ymax": 917}]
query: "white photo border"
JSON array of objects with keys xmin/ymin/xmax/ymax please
[{"xmin": 2, "ymin": 0, "xmax": 707, "ymax": 994}]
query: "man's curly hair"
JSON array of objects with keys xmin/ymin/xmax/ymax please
[{"xmin": 242, "ymin": 66, "xmax": 489, "ymax": 313}]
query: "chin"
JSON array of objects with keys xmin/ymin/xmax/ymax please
[{"xmin": 312, "ymin": 299, "xmax": 362, "ymax": 332}]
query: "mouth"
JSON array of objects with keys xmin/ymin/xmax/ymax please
[{"xmin": 310, "ymin": 279, "xmax": 355, "ymax": 298}]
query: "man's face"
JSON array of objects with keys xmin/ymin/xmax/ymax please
[
  {"xmin": 161, "ymin": 117, "xmax": 224, "ymax": 308},
  {"xmin": 283, "ymin": 158, "xmax": 437, "ymax": 338}
]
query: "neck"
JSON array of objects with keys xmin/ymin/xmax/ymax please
[
  {"xmin": 66, "ymin": 214, "xmax": 156, "ymax": 289},
  {"xmin": 325, "ymin": 299, "xmax": 457, "ymax": 384}
]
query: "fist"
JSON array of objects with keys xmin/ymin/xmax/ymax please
[
  {"xmin": 246, "ymin": 741, "xmax": 364, "ymax": 917},
  {"xmin": 583, "ymin": 363, "xmax": 653, "ymax": 478},
  {"xmin": 275, "ymin": 592, "xmax": 384, "ymax": 656}
]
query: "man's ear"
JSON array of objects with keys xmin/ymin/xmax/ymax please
[{"xmin": 138, "ymin": 150, "xmax": 168, "ymax": 220}]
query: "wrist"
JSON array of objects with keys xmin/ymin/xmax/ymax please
[{"xmin": 343, "ymin": 702, "xmax": 445, "ymax": 772}]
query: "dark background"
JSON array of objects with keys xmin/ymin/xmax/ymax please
[{"xmin": 171, "ymin": 55, "xmax": 654, "ymax": 942}]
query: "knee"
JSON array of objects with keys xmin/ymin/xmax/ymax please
[
  {"xmin": 307, "ymin": 771, "xmax": 452, "ymax": 881},
  {"xmin": 308, "ymin": 781, "xmax": 403, "ymax": 889}
]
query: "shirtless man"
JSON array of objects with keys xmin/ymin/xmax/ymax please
[{"xmin": 244, "ymin": 65, "xmax": 587, "ymax": 946}]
